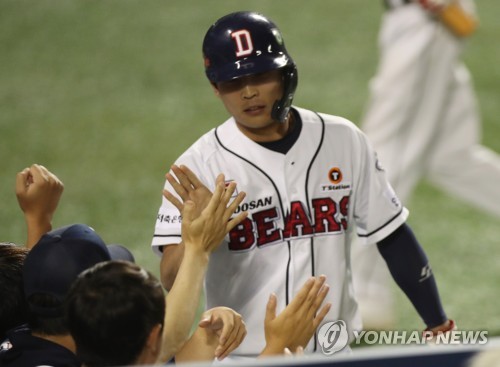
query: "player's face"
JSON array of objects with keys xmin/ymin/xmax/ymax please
[{"xmin": 213, "ymin": 69, "xmax": 286, "ymax": 140}]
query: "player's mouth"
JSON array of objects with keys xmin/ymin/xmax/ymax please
[{"xmin": 244, "ymin": 105, "xmax": 266, "ymax": 116}]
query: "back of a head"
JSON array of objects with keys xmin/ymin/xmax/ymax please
[
  {"xmin": 0, "ymin": 243, "xmax": 29, "ymax": 339},
  {"xmin": 202, "ymin": 11, "xmax": 298, "ymax": 122},
  {"xmin": 65, "ymin": 261, "xmax": 165, "ymax": 367}
]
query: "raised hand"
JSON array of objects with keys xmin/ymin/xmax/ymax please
[
  {"xmin": 15, "ymin": 164, "xmax": 64, "ymax": 248},
  {"xmin": 179, "ymin": 177, "xmax": 247, "ymax": 255},
  {"xmin": 261, "ymin": 275, "xmax": 331, "ymax": 356},
  {"xmin": 163, "ymin": 164, "xmax": 224, "ymax": 219}
]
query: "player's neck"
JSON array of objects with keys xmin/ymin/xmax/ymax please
[
  {"xmin": 236, "ymin": 113, "xmax": 294, "ymax": 143},
  {"xmin": 32, "ymin": 331, "xmax": 76, "ymax": 353}
]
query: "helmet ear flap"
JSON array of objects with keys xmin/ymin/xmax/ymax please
[{"xmin": 272, "ymin": 64, "xmax": 298, "ymax": 123}]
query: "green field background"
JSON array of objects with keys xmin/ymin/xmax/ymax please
[{"xmin": 1, "ymin": 0, "xmax": 499, "ymax": 336}]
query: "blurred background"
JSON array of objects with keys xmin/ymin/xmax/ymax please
[{"xmin": 1, "ymin": 0, "xmax": 499, "ymax": 336}]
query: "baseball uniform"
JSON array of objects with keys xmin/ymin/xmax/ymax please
[{"xmin": 152, "ymin": 106, "xmax": 408, "ymax": 356}]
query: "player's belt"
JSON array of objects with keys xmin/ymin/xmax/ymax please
[{"xmin": 383, "ymin": 0, "xmax": 413, "ymax": 10}]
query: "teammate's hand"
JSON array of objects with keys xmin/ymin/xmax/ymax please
[
  {"xmin": 179, "ymin": 178, "xmax": 247, "ymax": 255},
  {"xmin": 15, "ymin": 164, "xmax": 64, "ymax": 248},
  {"xmin": 261, "ymin": 275, "xmax": 331, "ymax": 356},
  {"xmin": 163, "ymin": 164, "xmax": 223, "ymax": 219},
  {"xmin": 198, "ymin": 307, "xmax": 247, "ymax": 360},
  {"xmin": 266, "ymin": 275, "xmax": 331, "ymax": 352}
]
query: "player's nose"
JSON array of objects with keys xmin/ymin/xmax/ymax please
[{"xmin": 241, "ymin": 84, "xmax": 258, "ymax": 99}]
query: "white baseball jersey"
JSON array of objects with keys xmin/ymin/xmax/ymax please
[{"xmin": 152, "ymin": 106, "xmax": 408, "ymax": 356}]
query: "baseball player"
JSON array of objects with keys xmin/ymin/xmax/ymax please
[
  {"xmin": 152, "ymin": 11, "xmax": 454, "ymax": 358},
  {"xmin": 352, "ymin": 0, "xmax": 500, "ymax": 330}
]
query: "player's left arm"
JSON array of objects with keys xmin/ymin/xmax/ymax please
[{"xmin": 376, "ymin": 223, "xmax": 454, "ymax": 333}]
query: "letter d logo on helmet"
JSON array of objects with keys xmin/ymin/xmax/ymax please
[{"xmin": 202, "ymin": 11, "xmax": 298, "ymax": 123}]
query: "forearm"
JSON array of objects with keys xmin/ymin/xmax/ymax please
[
  {"xmin": 25, "ymin": 215, "xmax": 52, "ymax": 249},
  {"xmin": 158, "ymin": 245, "xmax": 209, "ymax": 362},
  {"xmin": 377, "ymin": 224, "xmax": 447, "ymax": 328},
  {"xmin": 160, "ymin": 243, "xmax": 185, "ymax": 291}
]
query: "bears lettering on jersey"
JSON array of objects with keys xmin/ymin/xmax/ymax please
[{"xmin": 228, "ymin": 195, "xmax": 350, "ymax": 251}]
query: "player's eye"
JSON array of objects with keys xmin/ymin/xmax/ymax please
[{"xmin": 218, "ymin": 78, "xmax": 245, "ymax": 93}]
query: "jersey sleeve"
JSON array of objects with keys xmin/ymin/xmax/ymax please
[
  {"xmin": 150, "ymin": 127, "xmax": 222, "ymax": 257},
  {"xmin": 352, "ymin": 128, "xmax": 409, "ymax": 245}
]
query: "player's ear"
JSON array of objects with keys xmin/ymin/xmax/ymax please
[
  {"xmin": 210, "ymin": 82, "xmax": 221, "ymax": 97},
  {"xmin": 146, "ymin": 323, "xmax": 162, "ymax": 356}
]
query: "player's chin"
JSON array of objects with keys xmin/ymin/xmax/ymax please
[
  {"xmin": 240, "ymin": 112, "xmax": 274, "ymax": 126},
  {"xmin": 239, "ymin": 119, "xmax": 275, "ymax": 131}
]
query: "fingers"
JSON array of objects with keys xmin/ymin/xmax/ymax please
[
  {"xmin": 284, "ymin": 346, "xmax": 305, "ymax": 356},
  {"xmin": 216, "ymin": 321, "xmax": 247, "ymax": 360},
  {"xmin": 213, "ymin": 181, "xmax": 247, "ymax": 231},
  {"xmin": 165, "ymin": 171, "xmax": 189, "ymax": 202},
  {"xmin": 265, "ymin": 293, "xmax": 278, "ymax": 325},
  {"xmin": 307, "ymin": 279, "xmax": 329, "ymax": 318},
  {"xmin": 168, "ymin": 164, "xmax": 212, "ymax": 199},
  {"xmin": 15, "ymin": 168, "xmax": 30, "ymax": 195},
  {"xmin": 313, "ymin": 303, "xmax": 332, "ymax": 330},
  {"xmin": 201, "ymin": 308, "xmax": 247, "ymax": 361},
  {"xmin": 30, "ymin": 164, "xmax": 64, "ymax": 192},
  {"xmin": 16, "ymin": 164, "xmax": 64, "ymax": 197},
  {"xmin": 305, "ymin": 275, "xmax": 327, "ymax": 314},
  {"xmin": 213, "ymin": 311, "xmax": 246, "ymax": 360},
  {"xmin": 203, "ymin": 181, "xmax": 225, "ymax": 215},
  {"xmin": 224, "ymin": 191, "xmax": 246, "ymax": 222},
  {"xmin": 287, "ymin": 277, "xmax": 315, "ymax": 312},
  {"xmin": 163, "ymin": 189, "xmax": 183, "ymax": 212},
  {"xmin": 215, "ymin": 173, "xmax": 225, "ymax": 186},
  {"xmin": 210, "ymin": 181, "xmax": 235, "ymax": 219},
  {"xmin": 179, "ymin": 165, "xmax": 206, "ymax": 190},
  {"xmin": 198, "ymin": 313, "xmax": 214, "ymax": 329},
  {"xmin": 226, "ymin": 211, "xmax": 248, "ymax": 233},
  {"xmin": 29, "ymin": 164, "xmax": 50, "ymax": 183}
]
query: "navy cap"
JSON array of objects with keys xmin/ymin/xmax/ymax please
[{"xmin": 23, "ymin": 224, "xmax": 134, "ymax": 316}]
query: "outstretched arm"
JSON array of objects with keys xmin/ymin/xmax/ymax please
[
  {"xmin": 15, "ymin": 164, "xmax": 64, "ymax": 249},
  {"xmin": 157, "ymin": 174, "xmax": 247, "ymax": 363}
]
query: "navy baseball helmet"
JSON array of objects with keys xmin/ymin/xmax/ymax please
[{"xmin": 202, "ymin": 11, "xmax": 298, "ymax": 122}]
